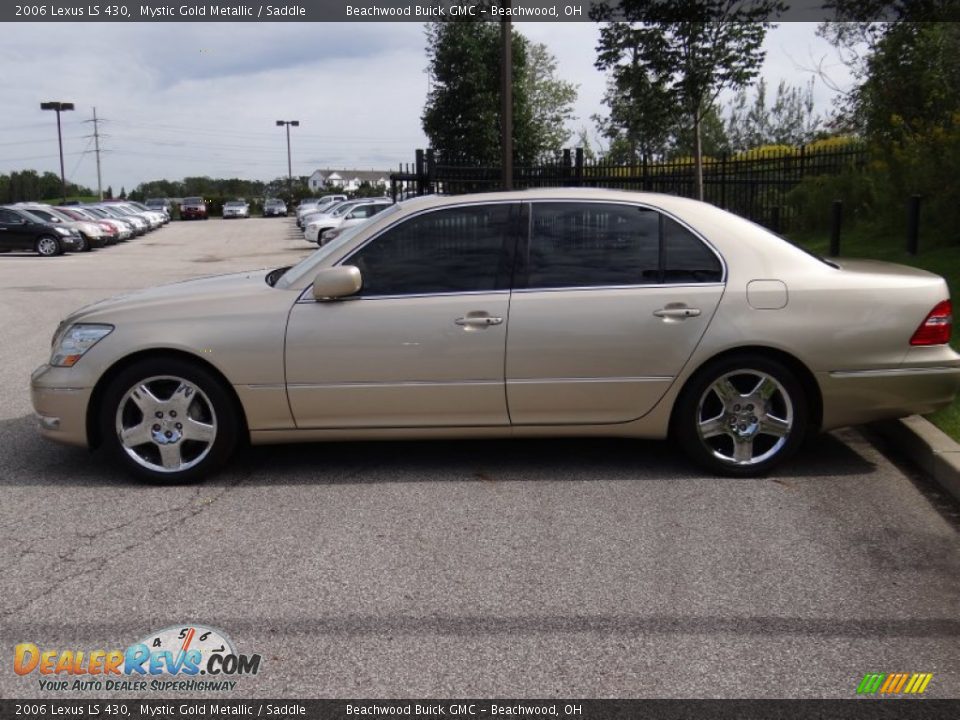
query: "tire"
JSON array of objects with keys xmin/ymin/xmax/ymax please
[
  {"xmin": 100, "ymin": 357, "xmax": 241, "ymax": 483},
  {"xmin": 74, "ymin": 234, "xmax": 89, "ymax": 252},
  {"xmin": 35, "ymin": 235, "xmax": 62, "ymax": 257},
  {"xmin": 673, "ymin": 354, "xmax": 808, "ymax": 477}
]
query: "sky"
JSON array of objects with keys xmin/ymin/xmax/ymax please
[{"xmin": 0, "ymin": 22, "xmax": 855, "ymax": 192}]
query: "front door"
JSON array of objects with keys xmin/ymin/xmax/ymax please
[{"xmin": 285, "ymin": 202, "xmax": 520, "ymax": 429}]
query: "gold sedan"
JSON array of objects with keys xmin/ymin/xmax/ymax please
[{"xmin": 31, "ymin": 190, "xmax": 960, "ymax": 482}]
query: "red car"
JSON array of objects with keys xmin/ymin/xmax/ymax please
[{"xmin": 180, "ymin": 197, "xmax": 207, "ymax": 220}]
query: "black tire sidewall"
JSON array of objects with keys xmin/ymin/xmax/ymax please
[
  {"xmin": 675, "ymin": 355, "xmax": 808, "ymax": 477},
  {"xmin": 100, "ymin": 357, "xmax": 241, "ymax": 483}
]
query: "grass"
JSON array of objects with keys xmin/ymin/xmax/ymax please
[{"xmin": 788, "ymin": 227, "xmax": 960, "ymax": 441}]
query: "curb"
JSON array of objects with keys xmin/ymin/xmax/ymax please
[{"xmin": 871, "ymin": 415, "xmax": 960, "ymax": 502}]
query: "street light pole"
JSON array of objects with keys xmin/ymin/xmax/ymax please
[
  {"xmin": 276, "ymin": 120, "xmax": 300, "ymax": 200},
  {"xmin": 40, "ymin": 101, "xmax": 75, "ymax": 202}
]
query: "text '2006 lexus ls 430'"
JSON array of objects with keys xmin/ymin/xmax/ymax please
[{"xmin": 30, "ymin": 189, "xmax": 960, "ymax": 483}]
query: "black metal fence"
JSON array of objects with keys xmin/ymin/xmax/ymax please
[{"xmin": 390, "ymin": 144, "xmax": 868, "ymax": 232}]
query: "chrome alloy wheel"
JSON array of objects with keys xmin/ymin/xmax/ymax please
[
  {"xmin": 36, "ymin": 236, "xmax": 59, "ymax": 256},
  {"xmin": 114, "ymin": 375, "xmax": 217, "ymax": 473},
  {"xmin": 695, "ymin": 370, "xmax": 794, "ymax": 466}
]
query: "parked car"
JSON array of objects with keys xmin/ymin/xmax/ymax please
[
  {"xmin": 302, "ymin": 199, "xmax": 373, "ymax": 244},
  {"xmin": 80, "ymin": 207, "xmax": 139, "ymax": 238},
  {"xmin": 296, "ymin": 195, "xmax": 346, "ymax": 227},
  {"xmin": 103, "ymin": 202, "xmax": 163, "ymax": 230},
  {"xmin": 16, "ymin": 203, "xmax": 104, "ymax": 251},
  {"xmin": 180, "ymin": 197, "xmax": 207, "ymax": 220},
  {"xmin": 317, "ymin": 200, "xmax": 393, "ymax": 245},
  {"xmin": 56, "ymin": 206, "xmax": 123, "ymax": 244},
  {"xmin": 0, "ymin": 205, "xmax": 83, "ymax": 256},
  {"xmin": 222, "ymin": 200, "xmax": 250, "ymax": 219},
  {"xmin": 89, "ymin": 205, "xmax": 149, "ymax": 235},
  {"xmin": 144, "ymin": 198, "xmax": 173, "ymax": 221},
  {"xmin": 263, "ymin": 199, "xmax": 287, "ymax": 217},
  {"xmin": 30, "ymin": 189, "xmax": 960, "ymax": 483}
]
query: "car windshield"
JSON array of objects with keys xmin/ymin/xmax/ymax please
[
  {"xmin": 331, "ymin": 203, "xmax": 359, "ymax": 217},
  {"xmin": 183, "ymin": 197, "xmax": 203, "ymax": 205},
  {"xmin": 276, "ymin": 203, "xmax": 403, "ymax": 289},
  {"xmin": 225, "ymin": 202, "xmax": 244, "ymax": 207}
]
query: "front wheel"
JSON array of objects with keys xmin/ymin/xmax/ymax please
[
  {"xmin": 100, "ymin": 358, "xmax": 241, "ymax": 483},
  {"xmin": 35, "ymin": 235, "xmax": 62, "ymax": 256},
  {"xmin": 674, "ymin": 355, "xmax": 808, "ymax": 477}
]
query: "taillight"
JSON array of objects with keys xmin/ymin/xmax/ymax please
[{"xmin": 910, "ymin": 300, "xmax": 953, "ymax": 346}]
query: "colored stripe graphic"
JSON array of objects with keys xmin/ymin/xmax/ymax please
[{"xmin": 857, "ymin": 672, "xmax": 932, "ymax": 694}]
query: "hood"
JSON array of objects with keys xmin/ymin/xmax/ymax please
[{"xmin": 64, "ymin": 270, "xmax": 272, "ymax": 325}]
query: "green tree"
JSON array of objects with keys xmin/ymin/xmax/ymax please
[
  {"xmin": 524, "ymin": 42, "xmax": 578, "ymax": 160},
  {"xmin": 595, "ymin": 0, "xmax": 779, "ymax": 198},
  {"xmin": 725, "ymin": 78, "xmax": 822, "ymax": 151},
  {"xmin": 422, "ymin": 21, "xmax": 575, "ymax": 166},
  {"xmin": 593, "ymin": 61, "xmax": 676, "ymax": 163}
]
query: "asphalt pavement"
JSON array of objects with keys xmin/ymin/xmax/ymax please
[{"xmin": 1, "ymin": 217, "xmax": 958, "ymax": 699}]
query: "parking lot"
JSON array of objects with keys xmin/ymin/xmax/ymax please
[{"xmin": 1, "ymin": 217, "xmax": 959, "ymax": 699}]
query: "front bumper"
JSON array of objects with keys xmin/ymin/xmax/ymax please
[{"xmin": 31, "ymin": 364, "xmax": 93, "ymax": 447}]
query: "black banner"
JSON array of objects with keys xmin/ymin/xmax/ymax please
[
  {"xmin": 3, "ymin": 700, "xmax": 960, "ymax": 720},
  {"xmin": 2, "ymin": 1, "xmax": 958, "ymax": 24}
]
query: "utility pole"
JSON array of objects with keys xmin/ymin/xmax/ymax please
[
  {"xmin": 91, "ymin": 108, "xmax": 103, "ymax": 200},
  {"xmin": 500, "ymin": 0, "xmax": 513, "ymax": 190},
  {"xmin": 276, "ymin": 120, "xmax": 300, "ymax": 200},
  {"xmin": 40, "ymin": 101, "xmax": 74, "ymax": 203}
]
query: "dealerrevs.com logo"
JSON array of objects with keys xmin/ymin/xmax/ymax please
[{"xmin": 14, "ymin": 624, "xmax": 261, "ymax": 692}]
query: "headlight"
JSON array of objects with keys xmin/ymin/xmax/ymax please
[
  {"xmin": 54, "ymin": 227, "xmax": 71, "ymax": 236},
  {"xmin": 51, "ymin": 324, "xmax": 114, "ymax": 367}
]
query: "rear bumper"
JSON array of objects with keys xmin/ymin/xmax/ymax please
[{"xmin": 819, "ymin": 365, "xmax": 960, "ymax": 430}]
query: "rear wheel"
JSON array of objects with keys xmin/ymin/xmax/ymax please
[
  {"xmin": 674, "ymin": 355, "xmax": 807, "ymax": 477},
  {"xmin": 35, "ymin": 235, "xmax": 61, "ymax": 257},
  {"xmin": 100, "ymin": 358, "xmax": 241, "ymax": 483}
]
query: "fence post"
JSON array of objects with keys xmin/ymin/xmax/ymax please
[
  {"xmin": 426, "ymin": 149, "xmax": 436, "ymax": 194},
  {"xmin": 641, "ymin": 155, "xmax": 649, "ymax": 191},
  {"xmin": 829, "ymin": 200, "xmax": 842, "ymax": 257},
  {"xmin": 719, "ymin": 152, "xmax": 727, "ymax": 208},
  {"xmin": 770, "ymin": 205, "xmax": 781, "ymax": 234},
  {"xmin": 574, "ymin": 148, "xmax": 584, "ymax": 187},
  {"xmin": 415, "ymin": 149, "xmax": 426, "ymax": 196},
  {"xmin": 563, "ymin": 149, "xmax": 571, "ymax": 186},
  {"xmin": 906, "ymin": 194, "xmax": 921, "ymax": 255}
]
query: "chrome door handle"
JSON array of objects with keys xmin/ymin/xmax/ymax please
[
  {"xmin": 653, "ymin": 307, "xmax": 701, "ymax": 319},
  {"xmin": 455, "ymin": 315, "xmax": 503, "ymax": 327}
]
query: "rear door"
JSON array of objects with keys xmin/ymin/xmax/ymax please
[{"xmin": 505, "ymin": 201, "xmax": 726, "ymax": 425}]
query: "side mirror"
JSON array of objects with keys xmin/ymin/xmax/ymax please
[{"xmin": 312, "ymin": 265, "xmax": 362, "ymax": 301}]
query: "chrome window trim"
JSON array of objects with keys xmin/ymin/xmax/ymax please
[{"xmin": 293, "ymin": 196, "xmax": 728, "ymax": 301}]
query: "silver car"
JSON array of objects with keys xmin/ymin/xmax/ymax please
[{"xmin": 31, "ymin": 189, "xmax": 960, "ymax": 483}]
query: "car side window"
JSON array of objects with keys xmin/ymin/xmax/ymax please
[
  {"xmin": 347, "ymin": 204, "xmax": 515, "ymax": 297},
  {"xmin": 525, "ymin": 203, "xmax": 660, "ymax": 289},
  {"xmin": 0, "ymin": 209, "xmax": 22, "ymax": 224},
  {"xmin": 663, "ymin": 216, "xmax": 723, "ymax": 283}
]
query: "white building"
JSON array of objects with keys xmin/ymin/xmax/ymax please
[{"xmin": 308, "ymin": 169, "xmax": 391, "ymax": 193}]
